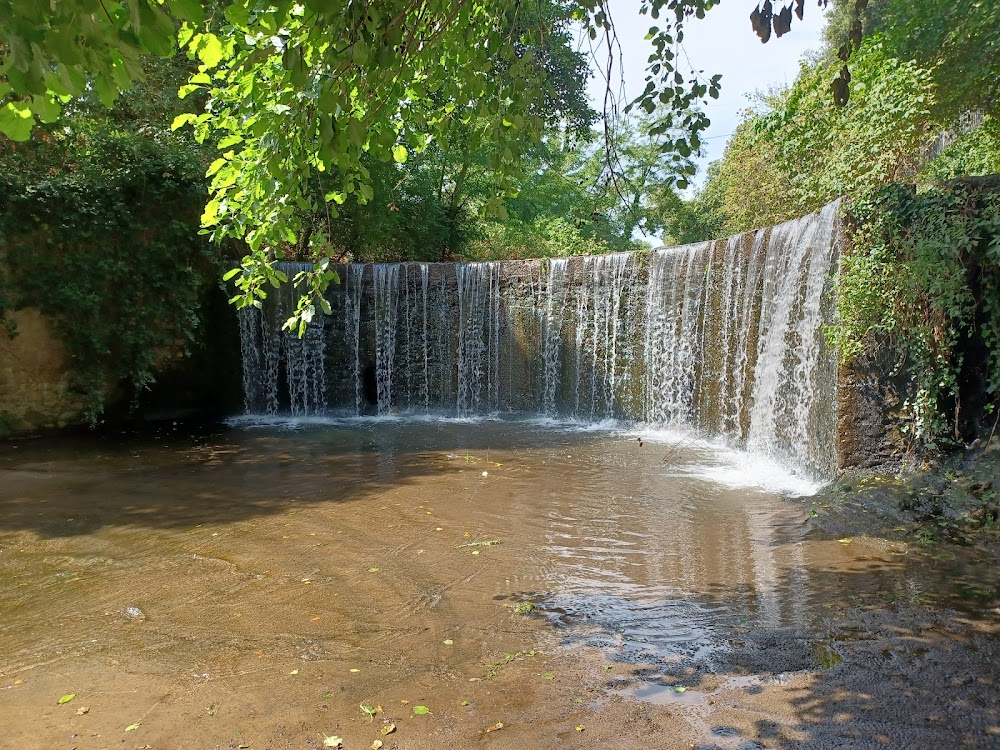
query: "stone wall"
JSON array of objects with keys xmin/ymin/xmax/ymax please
[
  {"xmin": 0, "ymin": 293, "xmax": 241, "ymax": 439},
  {"xmin": 0, "ymin": 308, "xmax": 87, "ymax": 436}
]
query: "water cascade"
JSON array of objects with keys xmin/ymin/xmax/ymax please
[{"xmin": 238, "ymin": 201, "xmax": 841, "ymax": 476}]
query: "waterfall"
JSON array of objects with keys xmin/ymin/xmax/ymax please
[
  {"xmin": 373, "ymin": 264, "xmax": 400, "ymax": 414},
  {"xmin": 456, "ymin": 262, "xmax": 502, "ymax": 416},
  {"xmin": 236, "ymin": 201, "xmax": 842, "ymax": 476}
]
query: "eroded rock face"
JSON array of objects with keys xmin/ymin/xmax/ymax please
[
  {"xmin": 0, "ymin": 308, "xmax": 87, "ymax": 437},
  {"xmin": 836, "ymin": 349, "xmax": 913, "ymax": 472}
]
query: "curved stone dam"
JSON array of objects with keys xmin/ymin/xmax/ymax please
[{"xmin": 238, "ymin": 201, "xmax": 841, "ymax": 478}]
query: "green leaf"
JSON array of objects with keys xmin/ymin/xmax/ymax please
[
  {"xmin": 217, "ymin": 134, "xmax": 244, "ymax": 149},
  {"xmin": 412, "ymin": 705, "xmax": 431, "ymax": 715},
  {"xmin": 196, "ymin": 34, "xmax": 225, "ymax": 68},
  {"xmin": 124, "ymin": 722, "xmax": 141, "ymax": 732},
  {"xmin": 171, "ymin": 113, "xmax": 196, "ymax": 130},
  {"xmin": 222, "ymin": 268, "xmax": 241, "ymax": 281},
  {"xmin": 32, "ymin": 94, "xmax": 61, "ymax": 124},
  {"xmin": 167, "ymin": 0, "xmax": 205, "ymax": 23},
  {"xmin": 0, "ymin": 102, "xmax": 34, "ymax": 141},
  {"xmin": 392, "ymin": 145, "xmax": 408, "ymax": 164},
  {"xmin": 58, "ymin": 693, "xmax": 76, "ymax": 705}
]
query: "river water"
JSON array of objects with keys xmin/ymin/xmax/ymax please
[{"xmin": 2, "ymin": 418, "xmax": 997, "ymax": 749}]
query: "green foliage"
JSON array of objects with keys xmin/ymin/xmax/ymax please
[
  {"xmin": 756, "ymin": 38, "xmax": 936, "ymax": 211},
  {"xmin": 653, "ymin": 119, "xmax": 798, "ymax": 241},
  {"xmin": 831, "ymin": 184, "xmax": 1000, "ymax": 445},
  {"xmin": 874, "ymin": 0, "xmax": 1000, "ymax": 122},
  {"xmin": 919, "ymin": 117, "xmax": 1000, "ymax": 184},
  {"xmin": 0, "ymin": 129, "xmax": 221, "ymax": 421}
]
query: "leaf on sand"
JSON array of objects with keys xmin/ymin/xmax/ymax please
[
  {"xmin": 412, "ymin": 705, "xmax": 431, "ymax": 715},
  {"xmin": 371, "ymin": 741, "xmax": 384, "ymax": 750},
  {"xmin": 575, "ymin": 725, "xmax": 585, "ymax": 731},
  {"xmin": 323, "ymin": 736, "xmax": 343, "ymax": 749},
  {"xmin": 76, "ymin": 706, "xmax": 90, "ymax": 715},
  {"xmin": 485, "ymin": 721, "xmax": 504, "ymax": 733},
  {"xmin": 670, "ymin": 686, "xmax": 687, "ymax": 693},
  {"xmin": 124, "ymin": 722, "xmax": 141, "ymax": 732},
  {"xmin": 443, "ymin": 639, "xmax": 454, "ymax": 645},
  {"xmin": 350, "ymin": 668, "xmax": 361, "ymax": 673},
  {"xmin": 368, "ymin": 567, "xmax": 380, "ymax": 573},
  {"xmin": 290, "ymin": 669, "xmax": 299, "ymax": 675},
  {"xmin": 58, "ymin": 693, "xmax": 76, "ymax": 704},
  {"xmin": 838, "ymin": 538, "xmax": 853, "ymax": 544},
  {"xmin": 543, "ymin": 672, "xmax": 556, "ymax": 680},
  {"xmin": 361, "ymin": 703, "xmax": 377, "ymax": 720},
  {"xmin": 380, "ymin": 722, "xmax": 396, "ymax": 736}
]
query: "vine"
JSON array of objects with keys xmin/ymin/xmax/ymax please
[
  {"xmin": 830, "ymin": 181, "xmax": 1000, "ymax": 445},
  {"xmin": 0, "ymin": 131, "xmax": 222, "ymax": 422}
]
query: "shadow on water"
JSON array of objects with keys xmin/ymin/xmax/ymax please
[
  {"xmin": 503, "ymin": 557, "xmax": 1000, "ymax": 750},
  {"xmin": 2, "ymin": 419, "xmax": 998, "ymax": 748},
  {"xmin": 0, "ymin": 418, "xmax": 614, "ymax": 538}
]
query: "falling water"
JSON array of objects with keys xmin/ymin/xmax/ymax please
[
  {"xmin": 237, "ymin": 201, "xmax": 842, "ymax": 476},
  {"xmin": 373, "ymin": 264, "xmax": 400, "ymax": 414}
]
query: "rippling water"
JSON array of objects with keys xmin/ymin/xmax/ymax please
[{"xmin": 0, "ymin": 419, "xmax": 986, "ymax": 749}]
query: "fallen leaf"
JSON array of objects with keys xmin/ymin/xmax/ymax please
[
  {"xmin": 380, "ymin": 722, "xmax": 396, "ymax": 736},
  {"xmin": 460, "ymin": 699, "xmax": 470, "ymax": 707},
  {"xmin": 471, "ymin": 550, "xmax": 480, "ymax": 555},
  {"xmin": 76, "ymin": 706, "xmax": 90, "ymax": 715},
  {"xmin": 837, "ymin": 538, "xmax": 853, "ymax": 544},
  {"xmin": 576, "ymin": 725, "xmax": 585, "ymax": 731},
  {"xmin": 671, "ymin": 686, "xmax": 687, "ymax": 693},
  {"xmin": 322, "ymin": 736, "xmax": 343, "ymax": 749},
  {"xmin": 360, "ymin": 703, "xmax": 377, "ymax": 721},
  {"xmin": 321, "ymin": 691, "xmax": 333, "ymax": 700},
  {"xmin": 371, "ymin": 741, "xmax": 383, "ymax": 750},
  {"xmin": 412, "ymin": 705, "xmax": 431, "ymax": 715},
  {"xmin": 435, "ymin": 527, "xmax": 443, "ymax": 531},
  {"xmin": 290, "ymin": 669, "xmax": 299, "ymax": 675},
  {"xmin": 443, "ymin": 639, "xmax": 454, "ymax": 646},
  {"xmin": 310, "ymin": 616, "xmax": 321, "ymax": 622},
  {"xmin": 485, "ymin": 721, "xmax": 504, "ymax": 733},
  {"xmin": 350, "ymin": 668, "xmax": 361, "ymax": 673},
  {"xmin": 543, "ymin": 672, "xmax": 556, "ymax": 680},
  {"xmin": 124, "ymin": 722, "xmax": 141, "ymax": 732},
  {"xmin": 368, "ymin": 567, "xmax": 380, "ymax": 573},
  {"xmin": 399, "ymin": 699, "xmax": 410, "ymax": 705},
  {"xmin": 58, "ymin": 694, "xmax": 76, "ymax": 705},
  {"xmin": 13, "ymin": 679, "xmax": 23, "ymax": 686}
]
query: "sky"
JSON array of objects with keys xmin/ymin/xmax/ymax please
[{"xmin": 584, "ymin": 0, "xmax": 830, "ymax": 186}]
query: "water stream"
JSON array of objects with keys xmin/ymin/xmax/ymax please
[{"xmin": 238, "ymin": 202, "xmax": 841, "ymax": 478}]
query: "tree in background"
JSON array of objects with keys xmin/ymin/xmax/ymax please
[{"xmin": 658, "ymin": 0, "xmax": 1000, "ymax": 239}]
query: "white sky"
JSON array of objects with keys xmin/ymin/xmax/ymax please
[{"xmin": 584, "ymin": 0, "xmax": 829, "ymax": 186}]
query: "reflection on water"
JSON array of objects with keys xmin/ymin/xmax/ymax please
[{"xmin": 0, "ymin": 418, "xmax": 969, "ymax": 732}]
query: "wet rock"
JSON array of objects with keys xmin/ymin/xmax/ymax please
[{"xmin": 124, "ymin": 606, "xmax": 145, "ymax": 620}]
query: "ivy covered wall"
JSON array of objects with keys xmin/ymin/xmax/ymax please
[
  {"xmin": 0, "ymin": 132, "xmax": 234, "ymax": 436},
  {"xmin": 835, "ymin": 176, "xmax": 1000, "ymax": 467}
]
